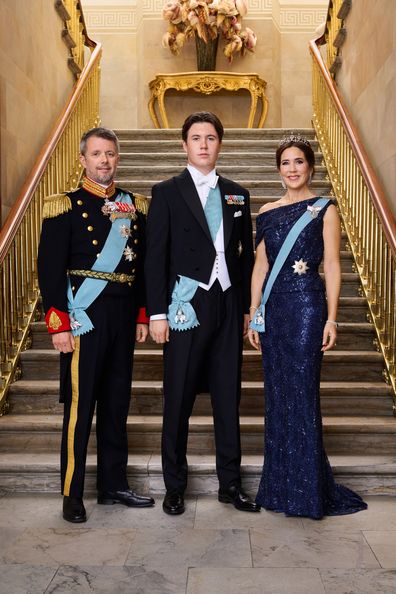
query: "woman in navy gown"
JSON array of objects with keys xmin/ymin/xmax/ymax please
[{"xmin": 248, "ymin": 136, "xmax": 367, "ymax": 519}]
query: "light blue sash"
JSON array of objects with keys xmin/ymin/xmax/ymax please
[
  {"xmin": 67, "ymin": 192, "xmax": 132, "ymax": 336},
  {"xmin": 167, "ymin": 185, "xmax": 223, "ymax": 331},
  {"xmin": 250, "ymin": 198, "xmax": 329, "ymax": 333}
]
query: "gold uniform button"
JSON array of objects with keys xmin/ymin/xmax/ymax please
[
  {"xmin": 96, "ymin": 253, "xmax": 101, "ymax": 258},
  {"xmin": 77, "ymin": 200, "xmax": 83, "ymax": 206},
  {"xmin": 87, "ymin": 226, "xmax": 93, "ymax": 232},
  {"xmin": 134, "ymin": 239, "xmax": 138, "ymax": 244},
  {"xmin": 133, "ymin": 225, "xmax": 138, "ymax": 230},
  {"xmin": 92, "ymin": 239, "xmax": 98, "ymax": 246},
  {"xmin": 82, "ymin": 212, "xmax": 88, "ymax": 218}
]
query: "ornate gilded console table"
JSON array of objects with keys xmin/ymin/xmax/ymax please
[{"xmin": 148, "ymin": 71, "xmax": 268, "ymax": 129}]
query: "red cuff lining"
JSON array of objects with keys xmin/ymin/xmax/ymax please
[{"xmin": 45, "ymin": 307, "xmax": 71, "ymax": 334}]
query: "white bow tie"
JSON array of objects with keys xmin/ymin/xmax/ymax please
[{"xmin": 196, "ymin": 174, "xmax": 215, "ymax": 187}]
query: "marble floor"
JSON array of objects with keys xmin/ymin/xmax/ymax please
[{"xmin": 1, "ymin": 492, "xmax": 396, "ymax": 593}]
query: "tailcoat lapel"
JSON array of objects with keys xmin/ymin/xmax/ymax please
[
  {"xmin": 218, "ymin": 176, "xmax": 234, "ymax": 249},
  {"xmin": 174, "ymin": 169, "xmax": 212, "ymax": 242}
]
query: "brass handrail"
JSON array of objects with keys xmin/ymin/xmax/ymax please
[
  {"xmin": 310, "ymin": 38, "xmax": 396, "ymax": 408},
  {"xmin": 0, "ymin": 38, "xmax": 102, "ymax": 414}
]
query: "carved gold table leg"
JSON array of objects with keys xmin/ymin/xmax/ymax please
[
  {"xmin": 148, "ymin": 96, "xmax": 161, "ymax": 129},
  {"xmin": 258, "ymin": 95, "xmax": 269, "ymax": 129},
  {"xmin": 247, "ymin": 91, "xmax": 258, "ymax": 128},
  {"xmin": 157, "ymin": 91, "xmax": 170, "ymax": 129}
]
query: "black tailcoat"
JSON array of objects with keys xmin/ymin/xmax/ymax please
[{"xmin": 145, "ymin": 169, "xmax": 254, "ymax": 317}]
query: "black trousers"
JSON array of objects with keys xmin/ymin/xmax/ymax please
[
  {"xmin": 162, "ymin": 280, "xmax": 243, "ymax": 493},
  {"xmin": 60, "ymin": 294, "xmax": 136, "ymax": 498}
]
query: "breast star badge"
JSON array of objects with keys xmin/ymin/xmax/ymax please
[
  {"xmin": 119, "ymin": 224, "xmax": 131, "ymax": 238},
  {"xmin": 292, "ymin": 259, "xmax": 309, "ymax": 275},
  {"xmin": 123, "ymin": 246, "xmax": 136, "ymax": 261}
]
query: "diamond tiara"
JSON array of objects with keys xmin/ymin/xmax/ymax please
[{"xmin": 278, "ymin": 134, "xmax": 312, "ymax": 148}]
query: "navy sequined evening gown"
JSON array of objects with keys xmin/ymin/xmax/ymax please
[{"xmin": 255, "ymin": 198, "xmax": 367, "ymax": 519}]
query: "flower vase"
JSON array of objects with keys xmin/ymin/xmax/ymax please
[{"xmin": 195, "ymin": 35, "xmax": 219, "ymax": 71}]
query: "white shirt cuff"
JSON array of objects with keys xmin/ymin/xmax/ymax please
[{"xmin": 150, "ymin": 313, "xmax": 167, "ymax": 321}]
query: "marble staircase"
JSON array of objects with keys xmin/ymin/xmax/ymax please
[{"xmin": 1, "ymin": 128, "xmax": 395, "ymax": 496}]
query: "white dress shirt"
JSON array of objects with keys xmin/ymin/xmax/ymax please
[{"xmin": 150, "ymin": 164, "xmax": 231, "ymax": 321}]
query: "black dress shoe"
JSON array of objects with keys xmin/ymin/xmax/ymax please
[
  {"xmin": 63, "ymin": 496, "xmax": 87, "ymax": 523},
  {"xmin": 218, "ymin": 485, "xmax": 261, "ymax": 512},
  {"xmin": 162, "ymin": 491, "xmax": 185, "ymax": 515},
  {"xmin": 97, "ymin": 489, "xmax": 155, "ymax": 507}
]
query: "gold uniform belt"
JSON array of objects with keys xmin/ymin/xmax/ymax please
[{"xmin": 68, "ymin": 269, "xmax": 135, "ymax": 284}]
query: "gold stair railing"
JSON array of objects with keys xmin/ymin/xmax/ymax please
[
  {"xmin": 0, "ymin": 37, "xmax": 101, "ymax": 415},
  {"xmin": 310, "ymin": 38, "xmax": 396, "ymax": 410}
]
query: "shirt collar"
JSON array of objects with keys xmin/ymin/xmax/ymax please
[
  {"xmin": 187, "ymin": 165, "xmax": 218, "ymax": 189},
  {"xmin": 82, "ymin": 176, "xmax": 116, "ymax": 198}
]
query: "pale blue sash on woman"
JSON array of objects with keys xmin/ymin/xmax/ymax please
[
  {"xmin": 168, "ymin": 185, "xmax": 222, "ymax": 331},
  {"xmin": 67, "ymin": 192, "xmax": 133, "ymax": 336},
  {"xmin": 250, "ymin": 197, "xmax": 329, "ymax": 333}
]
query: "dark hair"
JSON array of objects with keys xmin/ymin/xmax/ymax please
[
  {"xmin": 80, "ymin": 127, "xmax": 120, "ymax": 155},
  {"xmin": 275, "ymin": 138, "xmax": 315, "ymax": 177},
  {"xmin": 182, "ymin": 111, "xmax": 224, "ymax": 142}
]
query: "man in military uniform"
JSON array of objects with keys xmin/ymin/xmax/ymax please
[{"xmin": 38, "ymin": 127, "xmax": 155, "ymax": 523}]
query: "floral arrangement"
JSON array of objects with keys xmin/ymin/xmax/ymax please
[{"xmin": 162, "ymin": 0, "xmax": 257, "ymax": 62}]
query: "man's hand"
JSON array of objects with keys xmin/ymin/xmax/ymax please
[
  {"xmin": 52, "ymin": 331, "xmax": 75, "ymax": 353},
  {"xmin": 149, "ymin": 319, "xmax": 170, "ymax": 344},
  {"xmin": 243, "ymin": 313, "xmax": 250, "ymax": 337},
  {"xmin": 136, "ymin": 323, "xmax": 149, "ymax": 343}
]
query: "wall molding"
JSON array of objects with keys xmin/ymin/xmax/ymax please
[
  {"xmin": 84, "ymin": 1, "xmax": 326, "ymax": 35},
  {"xmin": 84, "ymin": 8, "xmax": 137, "ymax": 32},
  {"xmin": 279, "ymin": 8, "xmax": 327, "ymax": 31}
]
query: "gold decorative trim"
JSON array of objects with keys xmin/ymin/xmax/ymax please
[
  {"xmin": 43, "ymin": 194, "xmax": 72, "ymax": 219},
  {"xmin": 63, "ymin": 335, "xmax": 80, "ymax": 496},
  {"xmin": 82, "ymin": 177, "xmax": 116, "ymax": 198},
  {"xmin": 134, "ymin": 193, "xmax": 148, "ymax": 215}
]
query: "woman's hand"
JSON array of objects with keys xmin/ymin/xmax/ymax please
[
  {"xmin": 321, "ymin": 321, "xmax": 337, "ymax": 351},
  {"xmin": 248, "ymin": 328, "xmax": 261, "ymax": 351}
]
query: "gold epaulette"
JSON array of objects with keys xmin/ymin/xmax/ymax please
[
  {"xmin": 134, "ymin": 193, "xmax": 148, "ymax": 215},
  {"xmin": 42, "ymin": 193, "xmax": 72, "ymax": 219}
]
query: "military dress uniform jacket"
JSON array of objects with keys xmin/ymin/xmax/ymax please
[
  {"xmin": 38, "ymin": 184, "xmax": 148, "ymax": 334},
  {"xmin": 145, "ymin": 168, "xmax": 254, "ymax": 317}
]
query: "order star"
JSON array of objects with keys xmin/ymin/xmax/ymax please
[{"xmin": 292, "ymin": 259, "xmax": 309, "ymax": 275}]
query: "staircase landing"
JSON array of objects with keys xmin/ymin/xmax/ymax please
[{"xmin": 1, "ymin": 128, "xmax": 395, "ymax": 496}]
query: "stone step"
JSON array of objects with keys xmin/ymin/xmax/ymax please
[
  {"xmin": 114, "ymin": 128, "xmax": 317, "ymax": 141},
  {"xmin": 29, "ymin": 319, "xmax": 374, "ymax": 350},
  {"xmin": 118, "ymin": 139, "xmax": 321, "ymax": 152},
  {"xmin": 116, "ymin": 165, "xmax": 329, "ymax": 182},
  {"xmin": 1, "ymin": 452, "xmax": 394, "ymax": 496},
  {"xmin": 119, "ymin": 151, "xmax": 324, "ymax": 166},
  {"xmin": 115, "ymin": 179, "xmax": 333, "ymax": 197},
  {"xmin": 1, "ymin": 415, "xmax": 396, "ymax": 455},
  {"xmin": 336, "ymin": 297, "xmax": 369, "ymax": 322},
  {"xmin": 8, "ymin": 380, "xmax": 393, "ymax": 417},
  {"xmin": 19, "ymin": 349, "xmax": 385, "ymax": 382}
]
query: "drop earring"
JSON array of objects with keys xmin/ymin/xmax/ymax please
[
  {"xmin": 308, "ymin": 173, "xmax": 312, "ymax": 185},
  {"xmin": 280, "ymin": 177, "xmax": 286, "ymax": 189}
]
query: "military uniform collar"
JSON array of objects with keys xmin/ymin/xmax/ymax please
[{"xmin": 82, "ymin": 176, "xmax": 116, "ymax": 199}]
